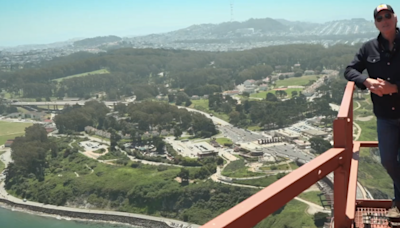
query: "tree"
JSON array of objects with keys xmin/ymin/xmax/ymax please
[
  {"xmin": 185, "ymin": 99, "xmax": 192, "ymax": 107},
  {"xmin": 109, "ymin": 130, "xmax": 121, "ymax": 151},
  {"xmin": 266, "ymin": 92, "xmax": 278, "ymax": 102},
  {"xmin": 178, "ymin": 168, "xmax": 190, "ymax": 183},
  {"xmin": 314, "ymin": 212, "xmax": 329, "ymax": 227},
  {"xmin": 174, "ymin": 127, "xmax": 183, "ymax": 139},
  {"xmin": 309, "ymin": 137, "xmax": 331, "ymax": 154}
]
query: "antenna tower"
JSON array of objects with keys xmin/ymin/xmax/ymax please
[{"xmin": 230, "ymin": 0, "xmax": 234, "ymax": 22}]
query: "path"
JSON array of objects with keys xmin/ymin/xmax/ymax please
[
  {"xmin": 0, "ymin": 148, "xmax": 199, "ymax": 228},
  {"xmin": 353, "ymin": 121, "xmax": 362, "ymax": 141},
  {"xmin": 210, "ymin": 158, "xmax": 330, "ymax": 215},
  {"xmin": 354, "ymin": 101, "xmax": 361, "ymax": 111},
  {"xmin": 85, "ymin": 164, "xmax": 94, "ymax": 174},
  {"xmin": 211, "ymin": 171, "xmax": 330, "ymax": 215}
]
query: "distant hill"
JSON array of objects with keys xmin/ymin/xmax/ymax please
[
  {"xmin": 73, "ymin": 35, "xmax": 122, "ymax": 47},
  {"xmin": 129, "ymin": 17, "xmax": 377, "ymax": 42}
]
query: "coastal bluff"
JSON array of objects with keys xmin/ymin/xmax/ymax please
[{"xmin": 0, "ymin": 198, "xmax": 196, "ymax": 228}]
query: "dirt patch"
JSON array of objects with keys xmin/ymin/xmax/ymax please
[
  {"xmin": 355, "ymin": 115, "xmax": 374, "ymax": 122},
  {"xmin": 82, "ymin": 149, "xmax": 109, "ymax": 160},
  {"xmin": 174, "ymin": 177, "xmax": 194, "ymax": 183}
]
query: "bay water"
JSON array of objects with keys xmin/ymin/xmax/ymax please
[{"xmin": 0, "ymin": 206, "xmax": 135, "ymax": 228}]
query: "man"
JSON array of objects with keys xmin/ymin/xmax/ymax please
[{"xmin": 344, "ymin": 4, "xmax": 400, "ymax": 218}]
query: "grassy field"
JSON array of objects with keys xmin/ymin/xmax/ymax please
[
  {"xmin": 90, "ymin": 135, "xmax": 110, "ymax": 142},
  {"xmin": 190, "ymin": 99, "xmax": 230, "ymax": 122},
  {"xmin": 275, "ymin": 75, "xmax": 319, "ymax": 87},
  {"xmin": 254, "ymin": 200, "xmax": 317, "ymax": 228},
  {"xmin": 222, "ymin": 159, "xmax": 264, "ymax": 178},
  {"xmin": 53, "ymin": 69, "xmax": 110, "ymax": 83},
  {"xmin": 352, "ymin": 94, "xmax": 393, "ymax": 198},
  {"xmin": 261, "ymin": 162, "xmax": 299, "ymax": 171},
  {"xmin": 233, "ymin": 175, "xmax": 281, "ymax": 187},
  {"xmin": 215, "ymin": 137, "xmax": 232, "ymax": 145},
  {"xmin": 0, "ymin": 121, "xmax": 33, "ymax": 145},
  {"xmin": 298, "ymin": 191, "xmax": 326, "ymax": 208},
  {"xmin": 247, "ymin": 125, "xmax": 262, "ymax": 131},
  {"xmin": 250, "ymin": 88, "xmax": 303, "ymax": 99},
  {"xmin": 0, "ymin": 151, "xmax": 5, "ymax": 172}
]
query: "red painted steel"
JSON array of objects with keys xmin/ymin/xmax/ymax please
[
  {"xmin": 200, "ymin": 82, "xmax": 388, "ymax": 228},
  {"xmin": 200, "ymin": 148, "xmax": 345, "ymax": 228},
  {"xmin": 358, "ymin": 141, "xmax": 379, "ymax": 147},
  {"xmin": 345, "ymin": 142, "xmax": 360, "ymax": 225},
  {"xmin": 337, "ymin": 81, "xmax": 355, "ymax": 118}
]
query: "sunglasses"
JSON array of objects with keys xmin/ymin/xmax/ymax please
[{"xmin": 376, "ymin": 13, "xmax": 392, "ymax": 22}]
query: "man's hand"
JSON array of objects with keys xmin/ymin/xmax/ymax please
[
  {"xmin": 363, "ymin": 78, "xmax": 383, "ymax": 96},
  {"xmin": 377, "ymin": 78, "xmax": 398, "ymax": 95}
]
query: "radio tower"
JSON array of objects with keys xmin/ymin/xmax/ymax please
[{"xmin": 230, "ymin": 0, "xmax": 234, "ymax": 22}]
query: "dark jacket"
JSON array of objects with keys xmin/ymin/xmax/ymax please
[{"xmin": 344, "ymin": 29, "xmax": 400, "ymax": 119}]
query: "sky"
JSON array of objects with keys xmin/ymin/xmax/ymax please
[{"xmin": 1, "ymin": 0, "xmax": 400, "ymax": 47}]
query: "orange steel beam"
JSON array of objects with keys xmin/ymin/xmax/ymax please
[
  {"xmin": 345, "ymin": 142, "xmax": 360, "ymax": 226},
  {"xmin": 357, "ymin": 141, "xmax": 379, "ymax": 147},
  {"xmin": 337, "ymin": 81, "xmax": 355, "ymax": 118},
  {"xmin": 334, "ymin": 81, "xmax": 354, "ymax": 228},
  {"xmin": 201, "ymin": 148, "xmax": 345, "ymax": 228}
]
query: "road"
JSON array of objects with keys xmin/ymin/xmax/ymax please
[
  {"xmin": 0, "ymin": 147, "xmax": 199, "ymax": 228},
  {"xmin": 178, "ymin": 106, "xmax": 231, "ymax": 126},
  {"xmin": 210, "ymin": 162, "xmax": 330, "ymax": 215},
  {"xmin": 9, "ymin": 100, "xmax": 130, "ymax": 107}
]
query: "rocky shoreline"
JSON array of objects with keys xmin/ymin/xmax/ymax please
[{"xmin": 0, "ymin": 198, "xmax": 176, "ymax": 228}]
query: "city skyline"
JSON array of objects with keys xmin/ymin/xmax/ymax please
[{"xmin": 1, "ymin": 0, "xmax": 399, "ymax": 47}]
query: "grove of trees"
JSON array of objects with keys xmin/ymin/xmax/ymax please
[{"xmin": 0, "ymin": 44, "xmax": 359, "ymax": 100}]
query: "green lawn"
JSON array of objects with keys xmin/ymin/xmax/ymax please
[
  {"xmin": 298, "ymin": 191, "xmax": 326, "ymax": 208},
  {"xmin": 352, "ymin": 95, "xmax": 393, "ymax": 198},
  {"xmin": 0, "ymin": 160, "xmax": 4, "ymax": 173},
  {"xmin": 53, "ymin": 69, "xmax": 110, "ymax": 83},
  {"xmin": 233, "ymin": 174, "xmax": 282, "ymax": 187},
  {"xmin": 215, "ymin": 137, "xmax": 233, "ymax": 145},
  {"xmin": 190, "ymin": 99, "xmax": 230, "ymax": 122},
  {"xmin": 0, "ymin": 151, "xmax": 5, "ymax": 172},
  {"xmin": 0, "ymin": 121, "xmax": 33, "ymax": 145},
  {"xmin": 247, "ymin": 125, "xmax": 262, "ymax": 131},
  {"xmin": 254, "ymin": 200, "xmax": 317, "ymax": 228},
  {"xmin": 275, "ymin": 75, "xmax": 319, "ymax": 87},
  {"xmin": 261, "ymin": 162, "xmax": 299, "ymax": 171},
  {"xmin": 90, "ymin": 135, "xmax": 110, "ymax": 142},
  {"xmin": 222, "ymin": 159, "xmax": 264, "ymax": 178},
  {"xmin": 250, "ymin": 88, "xmax": 303, "ymax": 99}
]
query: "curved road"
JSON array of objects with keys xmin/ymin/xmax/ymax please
[{"xmin": 0, "ymin": 148, "xmax": 199, "ymax": 228}]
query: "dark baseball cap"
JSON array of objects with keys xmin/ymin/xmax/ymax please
[{"xmin": 374, "ymin": 4, "xmax": 395, "ymax": 18}]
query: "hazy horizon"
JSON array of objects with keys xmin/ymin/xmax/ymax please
[{"xmin": 1, "ymin": 0, "xmax": 399, "ymax": 47}]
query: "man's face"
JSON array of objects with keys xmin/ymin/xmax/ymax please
[{"xmin": 375, "ymin": 10, "xmax": 397, "ymax": 33}]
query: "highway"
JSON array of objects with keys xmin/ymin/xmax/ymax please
[{"xmin": 9, "ymin": 100, "xmax": 130, "ymax": 107}]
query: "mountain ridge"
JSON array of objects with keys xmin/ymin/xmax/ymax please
[{"xmin": 2, "ymin": 17, "xmax": 378, "ymax": 51}]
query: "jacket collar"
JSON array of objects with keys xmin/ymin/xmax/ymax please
[{"xmin": 377, "ymin": 28, "xmax": 400, "ymax": 50}]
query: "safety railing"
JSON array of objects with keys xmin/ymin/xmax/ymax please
[{"xmin": 201, "ymin": 82, "xmax": 383, "ymax": 228}]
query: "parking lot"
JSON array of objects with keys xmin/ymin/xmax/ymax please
[
  {"xmin": 219, "ymin": 125, "xmax": 264, "ymax": 143},
  {"xmin": 261, "ymin": 144, "xmax": 313, "ymax": 161},
  {"xmin": 288, "ymin": 120, "xmax": 324, "ymax": 134},
  {"xmin": 79, "ymin": 141, "xmax": 107, "ymax": 151}
]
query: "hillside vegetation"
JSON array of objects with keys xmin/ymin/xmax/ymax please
[{"xmin": 0, "ymin": 44, "xmax": 358, "ymax": 100}]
